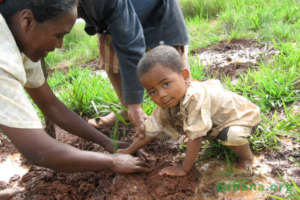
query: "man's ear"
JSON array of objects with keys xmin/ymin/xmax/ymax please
[
  {"xmin": 17, "ymin": 9, "xmax": 37, "ymax": 34},
  {"xmin": 182, "ymin": 68, "xmax": 190, "ymax": 80}
]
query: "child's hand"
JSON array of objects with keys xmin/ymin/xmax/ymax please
[
  {"xmin": 159, "ymin": 165, "xmax": 187, "ymax": 176},
  {"xmin": 133, "ymin": 123, "xmax": 146, "ymax": 140}
]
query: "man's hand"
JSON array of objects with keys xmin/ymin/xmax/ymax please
[
  {"xmin": 127, "ymin": 104, "xmax": 147, "ymax": 139},
  {"xmin": 111, "ymin": 153, "xmax": 150, "ymax": 174},
  {"xmin": 159, "ymin": 165, "xmax": 187, "ymax": 177}
]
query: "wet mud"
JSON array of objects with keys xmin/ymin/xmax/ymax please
[
  {"xmin": 1, "ymin": 124, "xmax": 299, "ymax": 200},
  {"xmin": 191, "ymin": 38, "xmax": 280, "ymax": 79}
]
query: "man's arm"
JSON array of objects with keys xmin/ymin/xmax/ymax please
[
  {"xmin": 26, "ymin": 82, "xmax": 120, "ymax": 153},
  {"xmin": 108, "ymin": 0, "xmax": 145, "ymax": 105},
  {"xmin": 0, "ymin": 125, "xmax": 148, "ymax": 173},
  {"xmin": 107, "ymin": 0, "xmax": 147, "ymax": 131}
]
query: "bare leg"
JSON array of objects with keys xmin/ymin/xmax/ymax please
[
  {"xmin": 228, "ymin": 142, "xmax": 254, "ymax": 170},
  {"xmin": 88, "ymin": 71, "xmax": 128, "ymax": 128}
]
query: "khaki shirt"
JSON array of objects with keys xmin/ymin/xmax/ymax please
[
  {"xmin": 0, "ymin": 14, "xmax": 45, "ymax": 129},
  {"xmin": 145, "ymin": 80, "xmax": 261, "ymax": 140}
]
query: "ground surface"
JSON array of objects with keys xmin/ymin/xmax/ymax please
[{"xmin": 0, "ymin": 39, "xmax": 299, "ymax": 200}]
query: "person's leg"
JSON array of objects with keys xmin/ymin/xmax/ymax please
[
  {"xmin": 88, "ymin": 35, "xmax": 127, "ymax": 128},
  {"xmin": 228, "ymin": 142, "xmax": 254, "ymax": 169},
  {"xmin": 219, "ymin": 126, "xmax": 254, "ymax": 170}
]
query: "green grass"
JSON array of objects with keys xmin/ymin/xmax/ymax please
[
  {"xmin": 226, "ymin": 64, "xmax": 299, "ymax": 112},
  {"xmin": 181, "ymin": 0, "xmax": 300, "ymax": 51},
  {"xmin": 48, "ymin": 67, "xmax": 120, "ymax": 117},
  {"xmin": 45, "ymin": 22, "xmax": 98, "ymax": 69}
]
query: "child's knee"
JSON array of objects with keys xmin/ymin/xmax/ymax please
[{"xmin": 219, "ymin": 126, "xmax": 252, "ymax": 146}]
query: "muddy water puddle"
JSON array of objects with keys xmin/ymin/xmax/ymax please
[
  {"xmin": 0, "ymin": 154, "xmax": 29, "ymax": 184},
  {"xmin": 191, "ymin": 38, "xmax": 280, "ymax": 80}
]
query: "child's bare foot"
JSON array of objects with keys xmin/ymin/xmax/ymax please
[
  {"xmin": 88, "ymin": 110, "xmax": 128, "ymax": 128},
  {"xmin": 88, "ymin": 112, "xmax": 118, "ymax": 128}
]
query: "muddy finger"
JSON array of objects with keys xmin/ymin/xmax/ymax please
[
  {"xmin": 135, "ymin": 166, "xmax": 152, "ymax": 173},
  {"xmin": 136, "ymin": 149, "xmax": 148, "ymax": 160}
]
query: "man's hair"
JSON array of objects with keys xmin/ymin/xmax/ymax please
[
  {"xmin": 0, "ymin": 0, "xmax": 77, "ymax": 23},
  {"xmin": 137, "ymin": 45, "xmax": 184, "ymax": 78}
]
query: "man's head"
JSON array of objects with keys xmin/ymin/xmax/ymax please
[
  {"xmin": 137, "ymin": 45, "xmax": 190, "ymax": 108},
  {"xmin": 0, "ymin": 0, "xmax": 78, "ymax": 62}
]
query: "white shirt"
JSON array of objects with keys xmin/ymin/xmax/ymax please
[{"xmin": 0, "ymin": 14, "xmax": 45, "ymax": 129}]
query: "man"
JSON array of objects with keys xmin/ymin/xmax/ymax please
[{"xmin": 79, "ymin": 0, "xmax": 189, "ymax": 134}]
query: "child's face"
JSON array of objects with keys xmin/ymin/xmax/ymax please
[
  {"xmin": 140, "ymin": 64, "xmax": 189, "ymax": 108},
  {"xmin": 13, "ymin": 6, "xmax": 77, "ymax": 62}
]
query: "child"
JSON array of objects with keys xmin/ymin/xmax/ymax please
[{"xmin": 118, "ymin": 45, "xmax": 261, "ymax": 177}]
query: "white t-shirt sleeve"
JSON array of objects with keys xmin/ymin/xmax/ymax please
[{"xmin": 0, "ymin": 71, "xmax": 43, "ymax": 128}]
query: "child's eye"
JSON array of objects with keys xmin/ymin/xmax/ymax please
[
  {"xmin": 163, "ymin": 82, "xmax": 170, "ymax": 87},
  {"xmin": 148, "ymin": 90, "xmax": 156, "ymax": 96}
]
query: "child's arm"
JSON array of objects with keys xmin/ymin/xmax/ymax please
[
  {"xmin": 182, "ymin": 137, "xmax": 203, "ymax": 172},
  {"xmin": 117, "ymin": 136, "xmax": 153, "ymax": 155},
  {"xmin": 159, "ymin": 137, "xmax": 203, "ymax": 176}
]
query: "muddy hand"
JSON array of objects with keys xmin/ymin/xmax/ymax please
[
  {"xmin": 112, "ymin": 153, "xmax": 151, "ymax": 174},
  {"xmin": 0, "ymin": 187, "xmax": 25, "ymax": 200},
  {"xmin": 136, "ymin": 148, "xmax": 154, "ymax": 162},
  {"xmin": 159, "ymin": 166, "xmax": 187, "ymax": 177}
]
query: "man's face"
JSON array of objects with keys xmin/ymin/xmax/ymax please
[
  {"xmin": 140, "ymin": 64, "xmax": 189, "ymax": 108},
  {"xmin": 18, "ymin": 6, "xmax": 77, "ymax": 62}
]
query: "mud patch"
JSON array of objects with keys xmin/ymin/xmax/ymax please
[
  {"xmin": 191, "ymin": 38, "xmax": 280, "ymax": 79},
  {"xmin": 1, "ymin": 125, "xmax": 299, "ymax": 200},
  {"xmin": 1, "ymin": 126, "xmax": 199, "ymax": 200}
]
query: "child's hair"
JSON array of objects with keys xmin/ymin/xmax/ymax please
[
  {"xmin": 0, "ymin": 0, "xmax": 77, "ymax": 23},
  {"xmin": 137, "ymin": 45, "xmax": 184, "ymax": 78}
]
